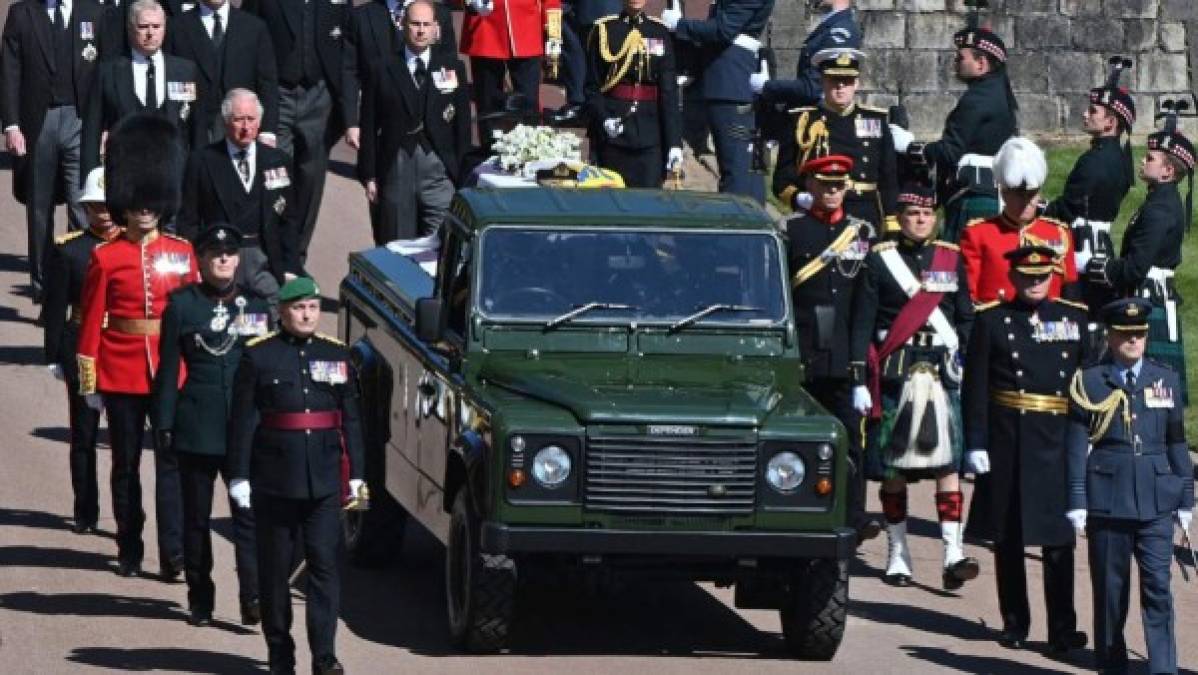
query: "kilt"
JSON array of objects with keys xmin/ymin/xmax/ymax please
[
  {"xmin": 941, "ymin": 193, "xmax": 999, "ymax": 245},
  {"xmin": 1145, "ymin": 303, "xmax": 1189, "ymax": 405},
  {"xmin": 865, "ymin": 380, "xmax": 965, "ymax": 482}
]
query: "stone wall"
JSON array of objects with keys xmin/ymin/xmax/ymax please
[{"xmin": 766, "ymin": 0, "xmax": 1198, "ymax": 137}]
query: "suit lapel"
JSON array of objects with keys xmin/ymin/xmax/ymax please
[
  {"xmin": 278, "ymin": 0, "xmax": 300, "ymax": 40},
  {"xmin": 388, "ymin": 59, "xmax": 419, "ymax": 118},
  {"xmin": 204, "ymin": 145, "xmax": 241, "ymax": 217},
  {"xmin": 32, "ymin": 3, "xmax": 55, "ymax": 71},
  {"xmin": 184, "ymin": 14, "xmax": 218, "ymax": 84},
  {"xmin": 116, "ymin": 58, "xmax": 142, "ymax": 111}
]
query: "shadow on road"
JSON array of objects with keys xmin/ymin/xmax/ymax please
[
  {"xmin": 850, "ymin": 598, "xmax": 992, "ymax": 642},
  {"xmin": 900, "ymin": 645, "xmax": 1075, "ymax": 674},
  {"xmin": 0, "ymin": 302, "xmax": 38, "ymax": 326},
  {"xmin": 0, "ymin": 591, "xmax": 184, "ymax": 621},
  {"xmin": 0, "ymin": 507, "xmax": 74, "ymax": 531},
  {"xmin": 66, "ymin": 646, "xmax": 264, "ymax": 673},
  {"xmin": 0, "ymin": 545, "xmax": 112, "ymax": 572},
  {"xmin": 0, "ymin": 344, "xmax": 45, "ymax": 365},
  {"xmin": 0, "ymin": 251, "xmax": 28, "ymax": 274},
  {"xmin": 30, "ymin": 426, "xmax": 73, "ymax": 444}
]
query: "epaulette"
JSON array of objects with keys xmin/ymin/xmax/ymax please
[
  {"xmin": 1041, "ymin": 216, "xmax": 1070, "ymax": 233},
  {"xmin": 55, "ymin": 230, "xmax": 85, "ymax": 246},
  {"xmin": 595, "ymin": 14, "xmax": 618, "ymax": 23},
  {"xmin": 974, "ymin": 300, "xmax": 1002, "ymax": 312},
  {"xmin": 162, "ymin": 232, "xmax": 190, "ymax": 242},
  {"xmin": 1052, "ymin": 297, "xmax": 1089, "ymax": 312},
  {"xmin": 315, "ymin": 332, "xmax": 346, "ymax": 346},
  {"xmin": 871, "ymin": 241, "xmax": 897, "ymax": 253},
  {"xmin": 857, "ymin": 103, "xmax": 889, "ymax": 118},
  {"xmin": 787, "ymin": 105, "xmax": 818, "ymax": 115},
  {"xmin": 964, "ymin": 217, "xmax": 987, "ymax": 229},
  {"xmin": 246, "ymin": 331, "xmax": 277, "ymax": 347},
  {"xmin": 933, "ymin": 241, "xmax": 960, "ymax": 251},
  {"xmin": 646, "ymin": 16, "xmax": 666, "ymax": 25}
]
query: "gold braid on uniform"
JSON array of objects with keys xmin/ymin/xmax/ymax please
[
  {"xmin": 794, "ymin": 110, "xmax": 830, "ymax": 169},
  {"xmin": 1068, "ymin": 371, "xmax": 1132, "ymax": 443},
  {"xmin": 597, "ymin": 21, "xmax": 647, "ymax": 93}
]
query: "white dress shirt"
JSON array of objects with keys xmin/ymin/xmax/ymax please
[
  {"xmin": 405, "ymin": 47, "xmax": 430, "ymax": 84},
  {"xmin": 46, "ymin": 0, "xmax": 71, "ymax": 26},
  {"xmin": 131, "ymin": 50, "xmax": 166, "ymax": 109},
  {"xmin": 199, "ymin": 1, "xmax": 231, "ymax": 40},
  {"xmin": 227, "ymin": 140, "xmax": 257, "ymax": 192}
]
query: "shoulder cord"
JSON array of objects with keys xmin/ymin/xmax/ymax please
[
  {"xmin": 1068, "ymin": 370, "xmax": 1131, "ymax": 443},
  {"xmin": 598, "ymin": 23, "xmax": 647, "ymax": 93},
  {"xmin": 794, "ymin": 110, "xmax": 829, "ymax": 171}
]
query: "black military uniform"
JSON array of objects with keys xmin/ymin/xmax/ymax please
[
  {"xmin": 963, "ymin": 245, "xmax": 1090, "ymax": 652},
  {"xmin": 153, "ymin": 224, "xmax": 272, "ymax": 627},
  {"xmin": 584, "ymin": 10, "xmax": 680, "ymax": 188},
  {"xmin": 1066, "ymin": 298, "xmax": 1194, "ymax": 675},
  {"xmin": 786, "ymin": 154, "xmax": 873, "ymax": 536},
  {"xmin": 42, "ymin": 217, "xmax": 122, "ymax": 533},
  {"xmin": 227, "ymin": 276, "xmax": 364, "ymax": 674},
  {"xmin": 773, "ymin": 49, "xmax": 897, "ymax": 233}
]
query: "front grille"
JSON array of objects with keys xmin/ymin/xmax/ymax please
[{"xmin": 584, "ymin": 434, "xmax": 757, "ymax": 515}]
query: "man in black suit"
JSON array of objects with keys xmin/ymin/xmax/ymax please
[
  {"xmin": 245, "ymin": 0, "xmax": 349, "ymax": 265},
  {"xmin": 358, "ymin": 0, "xmax": 470, "ymax": 245},
  {"xmin": 179, "ymin": 88, "xmax": 302, "ymax": 302},
  {"xmin": 82, "ymin": 0, "xmax": 206, "ymax": 176},
  {"xmin": 99, "ymin": 0, "xmax": 188, "ymax": 61},
  {"xmin": 165, "ymin": 0, "xmax": 279, "ymax": 145},
  {"xmin": 2, "ymin": 0, "xmax": 107, "ymax": 303}
]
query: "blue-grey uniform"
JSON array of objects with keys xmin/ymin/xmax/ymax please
[
  {"xmin": 672, "ymin": 0, "xmax": 773, "ymax": 203},
  {"xmin": 1066, "ymin": 298, "xmax": 1194, "ymax": 675},
  {"xmin": 561, "ymin": 0, "xmax": 623, "ymax": 107},
  {"xmin": 760, "ymin": 7, "xmax": 860, "ymax": 108}
]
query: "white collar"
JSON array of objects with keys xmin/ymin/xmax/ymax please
[
  {"xmin": 226, "ymin": 139, "xmax": 256, "ymax": 159},
  {"xmin": 405, "ymin": 47, "xmax": 430, "ymax": 69},
  {"xmin": 132, "ymin": 50, "xmax": 163, "ymax": 66},
  {"xmin": 199, "ymin": 2, "xmax": 230, "ymax": 22}
]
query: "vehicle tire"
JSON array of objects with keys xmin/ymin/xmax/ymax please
[
  {"xmin": 780, "ymin": 558, "xmax": 849, "ymax": 660},
  {"xmin": 343, "ymin": 492, "xmax": 407, "ymax": 567},
  {"xmin": 445, "ymin": 491, "xmax": 516, "ymax": 653}
]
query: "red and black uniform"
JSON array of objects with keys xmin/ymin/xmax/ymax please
[
  {"xmin": 959, "ymin": 214, "xmax": 1077, "ymax": 304},
  {"xmin": 77, "ymin": 229, "xmax": 198, "ymax": 569}
]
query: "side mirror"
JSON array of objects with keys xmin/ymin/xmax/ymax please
[{"xmin": 415, "ymin": 297, "xmax": 443, "ymax": 343}]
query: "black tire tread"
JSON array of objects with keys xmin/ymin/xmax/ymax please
[{"xmin": 781, "ymin": 558, "xmax": 849, "ymax": 660}]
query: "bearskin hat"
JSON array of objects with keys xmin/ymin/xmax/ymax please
[{"xmin": 104, "ymin": 113, "xmax": 184, "ymax": 226}]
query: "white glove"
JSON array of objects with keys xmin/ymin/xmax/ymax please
[
  {"xmin": 228, "ymin": 478, "xmax": 252, "ymax": 509},
  {"xmin": 749, "ymin": 59, "xmax": 770, "ymax": 95},
  {"xmin": 660, "ymin": 5, "xmax": 681, "ymax": 31},
  {"xmin": 47, "ymin": 364, "xmax": 64, "ymax": 381},
  {"xmin": 666, "ymin": 147, "xmax": 683, "ymax": 172},
  {"xmin": 965, "ymin": 449, "xmax": 991, "ymax": 475},
  {"xmin": 545, "ymin": 39, "xmax": 562, "ymax": 59},
  {"xmin": 852, "ymin": 386, "xmax": 872, "ymax": 416},
  {"xmin": 1074, "ymin": 245, "xmax": 1093, "ymax": 272},
  {"xmin": 793, "ymin": 191, "xmax": 813, "ymax": 212},
  {"xmin": 1179, "ymin": 509, "xmax": 1194, "ymax": 534},
  {"xmin": 466, "ymin": 0, "xmax": 492, "ymax": 15},
  {"xmin": 84, "ymin": 393, "xmax": 103, "ymax": 412},
  {"xmin": 348, "ymin": 478, "xmax": 365, "ymax": 499},
  {"xmin": 603, "ymin": 117, "xmax": 624, "ymax": 139},
  {"xmin": 890, "ymin": 124, "xmax": 914, "ymax": 154},
  {"xmin": 1066, "ymin": 508, "xmax": 1087, "ymax": 533}
]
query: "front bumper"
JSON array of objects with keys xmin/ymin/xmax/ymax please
[{"xmin": 480, "ymin": 523, "xmax": 856, "ymax": 560}]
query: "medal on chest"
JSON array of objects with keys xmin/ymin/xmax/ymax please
[
  {"xmin": 310, "ymin": 360, "xmax": 348, "ymax": 385},
  {"xmin": 152, "ymin": 251, "xmax": 191, "ymax": 276},
  {"xmin": 645, "ymin": 37, "xmax": 665, "ymax": 57},
  {"xmin": 1029, "ymin": 313, "xmax": 1080, "ymax": 343},
  {"xmin": 921, "ymin": 270, "xmax": 958, "ymax": 292},
  {"xmin": 855, "ymin": 116, "xmax": 882, "ymax": 138},
  {"xmin": 210, "ymin": 302, "xmax": 230, "ymax": 332},
  {"xmin": 1144, "ymin": 379, "xmax": 1175, "ymax": 408}
]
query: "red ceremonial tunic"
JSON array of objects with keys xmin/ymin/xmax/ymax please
[
  {"xmin": 458, "ymin": 0, "xmax": 561, "ymax": 59},
  {"xmin": 76, "ymin": 230, "xmax": 199, "ymax": 395},
  {"xmin": 959, "ymin": 214, "xmax": 1077, "ymax": 304}
]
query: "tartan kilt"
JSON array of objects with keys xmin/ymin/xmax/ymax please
[
  {"xmin": 941, "ymin": 193, "xmax": 999, "ymax": 245},
  {"xmin": 1145, "ymin": 303, "xmax": 1189, "ymax": 405},
  {"xmin": 865, "ymin": 380, "xmax": 965, "ymax": 482}
]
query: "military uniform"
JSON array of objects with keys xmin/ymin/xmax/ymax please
[
  {"xmin": 959, "ymin": 214, "xmax": 1077, "ymax": 304},
  {"xmin": 42, "ymin": 222, "xmax": 122, "ymax": 532},
  {"xmin": 963, "ymin": 247, "xmax": 1091, "ymax": 649},
  {"xmin": 584, "ymin": 11, "xmax": 680, "ymax": 188},
  {"xmin": 227, "ymin": 278, "xmax": 364, "ymax": 673},
  {"xmin": 1066, "ymin": 299, "xmax": 1194, "ymax": 675}
]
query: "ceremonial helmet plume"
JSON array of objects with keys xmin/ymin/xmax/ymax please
[
  {"xmin": 104, "ymin": 113, "xmax": 185, "ymax": 227},
  {"xmin": 993, "ymin": 137, "xmax": 1047, "ymax": 192}
]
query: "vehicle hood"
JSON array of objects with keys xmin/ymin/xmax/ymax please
[{"xmin": 475, "ymin": 354, "xmax": 802, "ymax": 426}]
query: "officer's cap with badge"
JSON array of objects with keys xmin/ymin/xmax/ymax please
[
  {"xmin": 1100, "ymin": 298, "xmax": 1152, "ymax": 333},
  {"xmin": 279, "ymin": 276, "xmax": 321, "ymax": 304},
  {"xmin": 104, "ymin": 113, "xmax": 186, "ymax": 227},
  {"xmin": 800, "ymin": 154, "xmax": 854, "ymax": 183},
  {"xmin": 1090, "ymin": 56, "xmax": 1136, "ymax": 132},
  {"xmin": 813, "ymin": 48, "xmax": 864, "ymax": 78},
  {"xmin": 896, "ymin": 181, "xmax": 936, "ymax": 210},
  {"xmin": 194, "ymin": 223, "xmax": 242, "ymax": 256},
  {"xmin": 1003, "ymin": 244, "xmax": 1059, "ymax": 277}
]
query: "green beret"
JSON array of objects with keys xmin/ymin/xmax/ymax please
[{"xmin": 279, "ymin": 276, "xmax": 320, "ymax": 303}]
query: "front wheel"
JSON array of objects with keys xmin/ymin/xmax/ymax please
[
  {"xmin": 780, "ymin": 558, "xmax": 849, "ymax": 660},
  {"xmin": 445, "ymin": 491, "xmax": 516, "ymax": 653}
]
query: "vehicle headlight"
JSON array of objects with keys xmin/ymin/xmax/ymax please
[
  {"xmin": 765, "ymin": 451, "xmax": 805, "ymax": 494},
  {"xmin": 531, "ymin": 445, "xmax": 571, "ymax": 488}
]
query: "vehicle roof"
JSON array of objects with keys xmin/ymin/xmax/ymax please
[{"xmin": 453, "ymin": 187, "xmax": 776, "ymax": 231}]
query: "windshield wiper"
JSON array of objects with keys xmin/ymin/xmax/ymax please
[
  {"xmin": 544, "ymin": 302, "xmax": 637, "ymax": 330},
  {"xmin": 668, "ymin": 304, "xmax": 762, "ymax": 334}
]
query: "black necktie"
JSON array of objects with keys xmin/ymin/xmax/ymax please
[
  {"xmin": 145, "ymin": 59, "xmax": 158, "ymax": 109},
  {"xmin": 53, "ymin": 3, "xmax": 66, "ymax": 48},
  {"xmin": 212, "ymin": 12, "xmax": 224, "ymax": 50},
  {"xmin": 1125, "ymin": 370, "xmax": 1136, "ymax": 391},
  {"xmin": 414, "ymin": 58, "xmax": 427, "ymax": 89},
  {"xmin": 236, "ymin": 150, "xmax": 250, "ymax": 187}
]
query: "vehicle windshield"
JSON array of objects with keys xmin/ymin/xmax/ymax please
[{"xmin": 477, "ymin": 227, "xmax": 788, "ymax": 325}]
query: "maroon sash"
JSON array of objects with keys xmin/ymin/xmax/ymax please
[{"xmin": 866, "ymin": 245, "xmax": 959, "ymax": 419}]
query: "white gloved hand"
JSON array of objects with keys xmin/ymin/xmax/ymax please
[
  {"xmin": 965, "ymin": 449, "xmax": 991, "ymax": 475},
  {"xmin": 666, "ymin": 147, "xmax": 683, "ymax": 172},
  {"xmin": 47, "ymin": 364, "xmax": 64, "ymax": 381},
  {"xmin": 1066, "ymin": 508, "xmax": 1087, "ymax": 533},
  {"xmin": 749, "ymin": 59, "xmax": 770, "ymax": 95},
  {"xmin": 793, "ymin": 191, "xmax": 814, "ymax": 212},
  {"xmin": 890, "ymin": 124, "xmax": 914, "ymax": 154},
  {"xmin": 660, "ymin": 6, "xmax": 681, "ymax": 31},
  {"xmin": 467, "ymin": 0, "xmax": 492, "ymax": 15},
  {"xmin": 603, "ymin": 117, "xmax": 624, "ymax": 139},
  {"xmin": 852, "ymin": 385, "xmax": 873, "ymax": 416},
  {"xmin": 84, "ymin": 393, "xmax": 103, "ymax": 412},
  {"xmin": 348, "ymin": 478, "xmax": 365, "ymax": 498},
  {"xmin": 545, "ymin": 39, "xmax": 562, "ymax": 58},
  {"xmin": 228, "ymin": 478, "xmax": 252, "ymax": 509},
  {"xmin": 1179, "ymin": 509, "xmax": 1194, "ymax": 534},
  {"xmin": 1074, "ymin": 245, "xmax": 1093, "ymax": 272}
]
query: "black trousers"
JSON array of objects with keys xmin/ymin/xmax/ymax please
[
  {"xmin": 804, "ymin": 377, "xmax": 867, "ymax": 532},
  {"xmin": 254, "ymin": 492, "xmax": 341, "ymax": 669},
  {"xmin": 102, "ymin": 392, "xmax": 183, "ymax": 566},
  {"xmin": 179, "ymin": 452, "xmax": 259, "ymax": 611},
  {"xmin": 994, "ymin": 498, "xmax": 1077, "ymax": 640},
  {"xmin": 65, "ymin": 376, "xmax": 101, "ymax": 527},
  {"xmin": 471, "ymin": 56, "xmax": 541, "ymax": 146},
  {"xmin": 597, "ymin": 143, "xmax": 662, "ymax": 189}
]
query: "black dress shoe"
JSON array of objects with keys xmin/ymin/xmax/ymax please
[
  {"xmin": 883, "ymin": 572, "xmax": 911, "ymax": 587},
  {"xmin": 115, "ymin": 560, "xmax": 141, "ymax": 577},
  {"xmin": 71, "ymin": 522, "xmax": 97, "ymax": 535},
  {"xmin": 1048, "ymin": 630, "xmax": 1087, "ymax": 654},
  {"xmin": 998, "ymin": 628, "xmax": 1027, "ymax": 649},
  {"xmin": 942, "ymin": 556, "xmax": 981, "ymax": 590},
  {"xmin": 856, "ymin": 518, "xmax": 882, "ymax": 545},
  {"xmin": 241, "ymin": 598, "xmax": 261, "ymax": 626},
  {"xmin": 313, "ymin": 655, "xmax": 345, "ymax": 674},
  {"xmin": 160, "ymin": 555, "xmax": 184, "ymax": 582},
  {"xmin": 549, "ymin": 103, "xmax": 584, "ymax": 126},
  {"xmin": 188, "ymin": 608, "xmax": 212, "ymax": 627}
]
